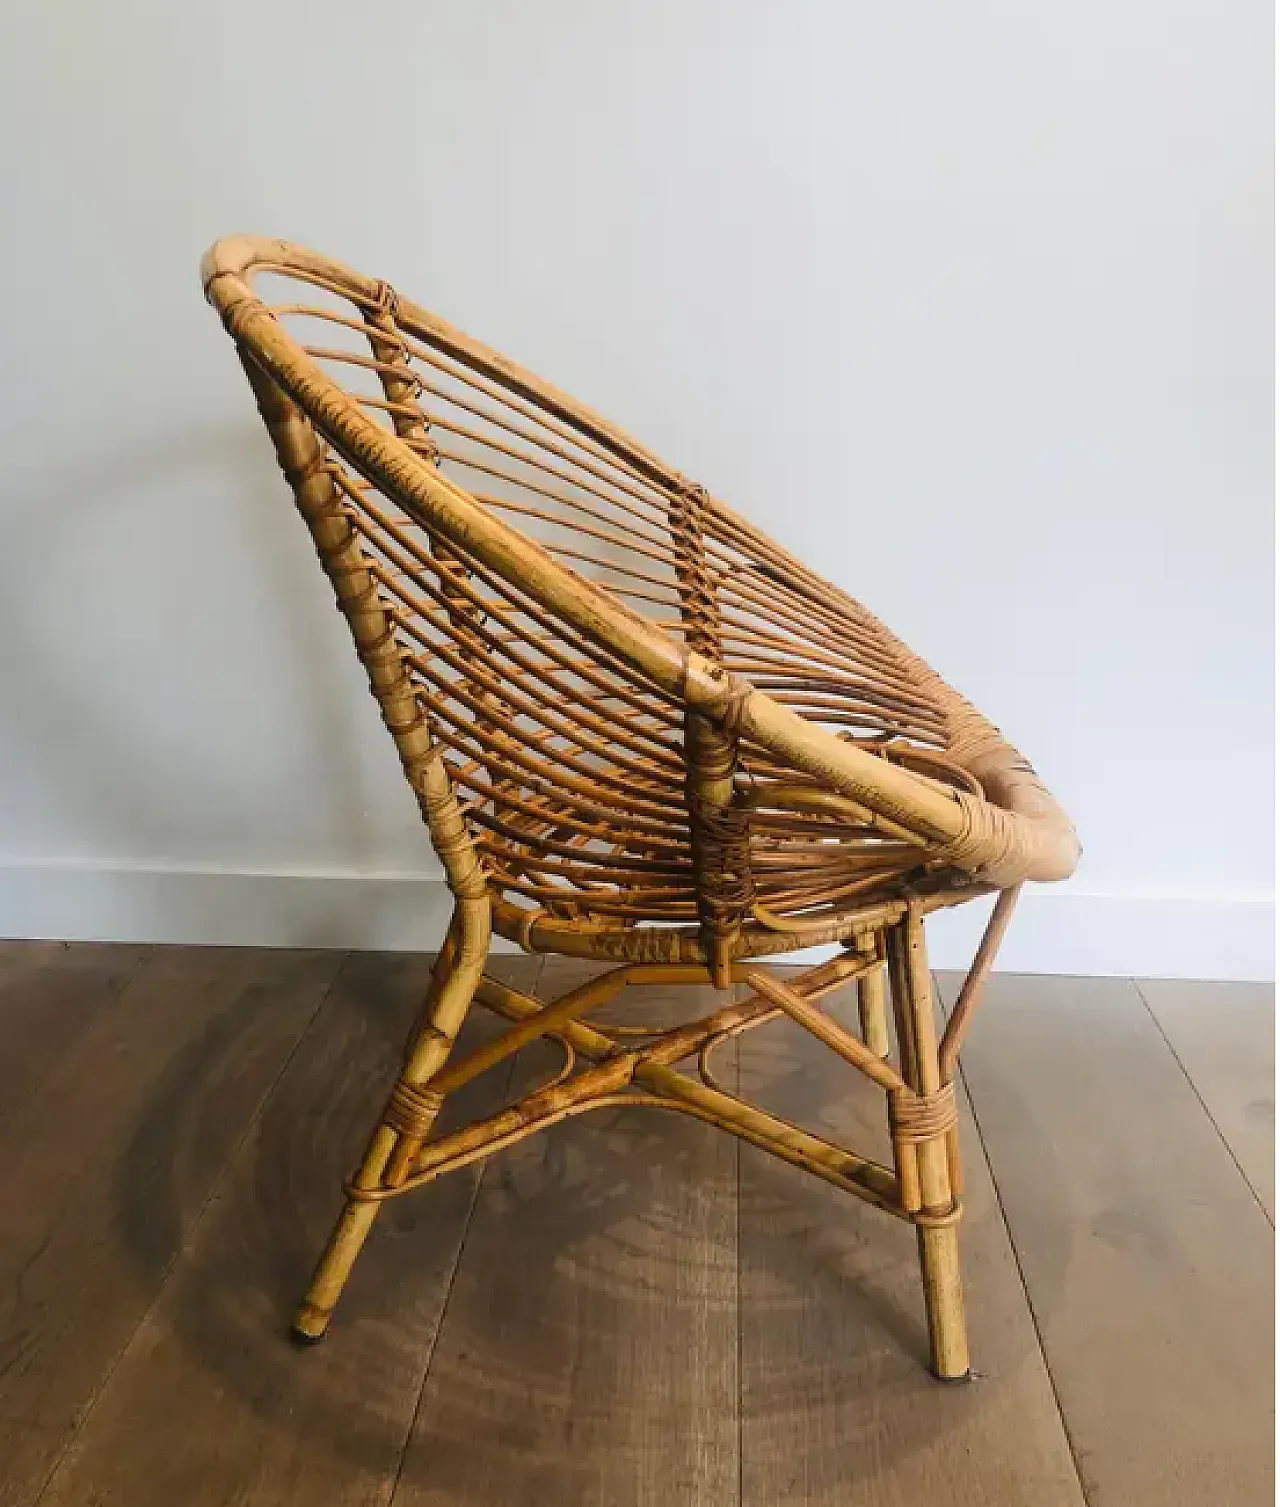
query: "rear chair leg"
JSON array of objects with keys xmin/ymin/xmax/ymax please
[
  {"xmin": 855, "ymin": 928, "xmax": 891, "ymax": 1058},
  {"xmin": 293, "ymin": 903, "xmax": 488, "ymax": 1343}
]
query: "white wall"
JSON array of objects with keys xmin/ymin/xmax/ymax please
[{"xmin": 0, "ymin": 1, "xmax": 1272, "ymax": 977}]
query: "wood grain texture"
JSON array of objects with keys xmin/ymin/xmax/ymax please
[
  {"xmin": 0, "ymin": 940, "xmax": 152, "ymax": 1135},
  {"xmin": 1135, "ymin": 978, "xmax": 1275, "ymax": 1220},
  {"xmin": 940, "ymin": 972, "xmax": 1274, "ymax": 1507},
  {"xmin": 0, "ymin": 945, "xmax": 343, "ymax": 1507},
  {"xmin": 737, "ymin": 975, "xmax": 1084, "ymax": 1507},
  {"xmin": 392, "ymin": 958, "xmax": 739, "ymax": 1507},
  {"xmin": 33, "ymin": 953, "xmax": 541, "ymax": 1507}
]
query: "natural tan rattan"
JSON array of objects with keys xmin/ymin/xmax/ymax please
[{"xmin": 203, "ymin": 236, "xmax": 1079, "ymax": 1382}]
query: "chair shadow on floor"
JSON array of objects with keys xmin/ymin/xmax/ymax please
[
  {"xmin": 112, "ymin": 959, "xmax": 1073, "ymax": 1498},
  {"xmin": 23, "ymin": 426, "xmax": 1074, "ymax": 1494}
]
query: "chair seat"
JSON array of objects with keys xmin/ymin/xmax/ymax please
[{"xmin": 483, "ymin": 736, "xmax": 989, "ymax": 960}]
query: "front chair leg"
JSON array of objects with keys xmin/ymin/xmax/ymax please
[
  {"xmin": 887, "ymin": 902, "xmax": 970, "ymax": 1382},
  {"xmin": 916, "ymin": 1215, "xmax": 968, "ymax": 1381},
  {"xmin": 293, "ymin": 901, "xmax": 489, "ymax": 1343},
  {"xmin": 293, "ymin": 1127, "xmax": 400, "ymax": 1343}
]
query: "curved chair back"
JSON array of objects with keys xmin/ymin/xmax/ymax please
[{"xmin": 203, "ymin": 237, "xmax": 1079, "ymax": 978}]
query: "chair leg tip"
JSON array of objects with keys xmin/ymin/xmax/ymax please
[
  {"xmin": 291, "ymin": 1303, "xmax": 332, "ymax": 1346},
  {"xmin": 930, "ymin": 1366, "xmax": 972, "ymax": 1385}
]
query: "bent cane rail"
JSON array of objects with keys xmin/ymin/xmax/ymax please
[{"xmin": 202, "ymin": 235, "xmax": 1078, "ymax": 1382}]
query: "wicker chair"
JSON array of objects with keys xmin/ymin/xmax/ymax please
[{"xmin": 203, "ymin": 236, "xmax": 1079, "ymax": 1382}]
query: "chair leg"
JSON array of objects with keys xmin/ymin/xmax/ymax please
[
  {"xmin": 293, "ymin": 902, "xmax": 489, "ymax": 1343},
  {"xmin": 917, "ymin": 1221, "xmax": 968, "ymax": 1381},
  {"xmin": 857, "ymin": 954, "xmax": 891, "ymax": 1058},
  {"xmin": 887, "ymin": 905, "xmax": 971, "ymax": 1382},
  {"xmin": 293, "ymin": 1153, "xmax": 393, "ymax": 1342}
]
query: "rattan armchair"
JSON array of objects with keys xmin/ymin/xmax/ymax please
[{"xmin": 203, "ymin": 236, "xmax": 1079, "ymax": 1383}]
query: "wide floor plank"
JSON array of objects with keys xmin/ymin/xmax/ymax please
[
  {"xmin": 940, "ymin": 972, "xmax": 1274, "ymax": 1507},
  {"xmin": 0, "ymin": 940, "xmax": 152, "ymax": 1134},
  {"xmin": 738, "ymin": 975, "xmax": 1084, "ymax": 1507},
  {"xmin": 35, "ymin": 953, "xmax": 541, "ymax": 1507},
  {"xmin": 1135, "ymin": 978, "xmax": 1274, "ymax": 1220},
  {"xmin": 0, "ymin": 944, "xmax": 343, "ymax": 1507},
  {"xmin": 393, "ymin": 960, "xmax": 739, "ymax": 1507}
]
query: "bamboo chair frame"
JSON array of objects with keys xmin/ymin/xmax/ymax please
[{"xmin": 203, "ymin": 236, "xmax": 1079, "ymax": 1382}]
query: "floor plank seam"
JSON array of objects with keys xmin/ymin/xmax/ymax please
[
  {"xmin": 1130, "ymin": 979, "xmax": 1274, "ymax": 1230},
  {"xmin": 385, "ymin": 956, "xmax": 547, "ymax": 1506},
  {"xmin": 383, "ymin": 1065, "xmax": 517, "ymax": 1506},
  {"xmin": 25, "ymin": 949, "xmax": 351, "ymax": 1507},
  {"xmin": 955, "ymin": 1058, "xmax": 1094, "ymax": 1506}
]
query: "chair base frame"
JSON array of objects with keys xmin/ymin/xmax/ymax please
[{"xmin": 293, "ymin": 890, "xmax": 1018, "ymax": 1382}]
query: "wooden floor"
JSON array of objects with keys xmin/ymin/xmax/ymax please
[{"xmin": 0, "ymin": 942, "xmax": 1271, "ymax": 1507}]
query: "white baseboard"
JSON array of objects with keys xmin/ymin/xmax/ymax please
[
  {"xmin": 0, "ymin": 863, "xmax": 1272, "ymax": 982},
  {"xmin": 0, "ymin": 862, "xmax": 462, "ymax": 955}
]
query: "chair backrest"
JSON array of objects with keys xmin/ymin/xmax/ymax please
[{"xmin": 203, "ymin": 237, "xmax": 1079, "ymax": 968}]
